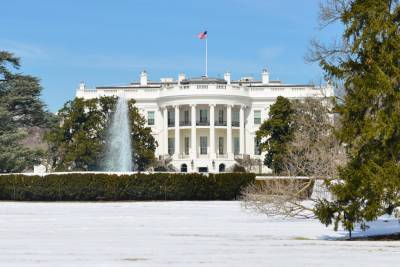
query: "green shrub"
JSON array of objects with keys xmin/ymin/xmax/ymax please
[
  {"xmin": 0, "ymin": 172, "xmax": 255, "ymax": 201},
  {"xmin": 232, "ymin": 164, "xmax": 246, "ymax": 173}
]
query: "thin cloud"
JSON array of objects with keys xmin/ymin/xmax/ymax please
[
  {"xmin": 0, "ymin": 40, "xmax": 48, "ymax": 60},
  {"xmin": 258, "ymin": 46, "xmax": 285, "ymax": 60}
]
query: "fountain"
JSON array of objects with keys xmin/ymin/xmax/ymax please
[{"xmin": 103, "ymin": 97, "xmax": 133, "ymax": 172}]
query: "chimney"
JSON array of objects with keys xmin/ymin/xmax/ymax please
[
  {"xmin": 224, "ymin": 72, "xmax": 231, "ymax": 84},
  {"xmin": 79, "ymin": 81, "xmax": 85, "ymax": 90},
  {"xmin": 261, "ymin": 69, "xmax": 269, "ymax": 84},
  {"xmin": 140, "ymin": 70, "xmax": 148, "ymax": 86},
  {"xmin": 178, "ymin": 73, "xmax": 186, "ymax": 84}
]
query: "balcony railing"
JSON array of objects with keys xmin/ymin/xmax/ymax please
[
  {"xmin": 215, "ymin": 121, "xmax": 227, "ymax": 126},
  {"xmin": 168, "ymin": 120, "xmax": 239, "ymax": 127},
  {"xmin": 232, "ymin": 121, "xmax": 240, "ymax": 127},
  {"xmin": 196, "ymin": 121, "xmax": 210, "ymax": 126},
  {"xmin": 179, "ymin": 121, "xmax": 191, "ymax": 126}
]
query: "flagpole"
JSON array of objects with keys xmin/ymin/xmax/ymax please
[{"xmin": 205, "ymin": 37, "xmax": 208, "ymax": 77}]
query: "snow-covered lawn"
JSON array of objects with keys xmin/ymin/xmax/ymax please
[{"xmin": 0, "ymin": 201, "xmax": 399, "ymax": 266}]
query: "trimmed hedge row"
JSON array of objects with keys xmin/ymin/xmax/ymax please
[{"xmin": 0, "ymin": 173, "xmax": 255, "ymax": 201}]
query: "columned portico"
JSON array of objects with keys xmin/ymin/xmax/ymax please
[
  {"xmin": 171, "ymin": 103, "xmax": 242, "ymax": 171},
  {"xmin": 157, "ymin": 103, "xmax": 243, "ymax": 169}
]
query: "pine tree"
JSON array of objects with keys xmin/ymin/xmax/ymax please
[
  {"xmin": 256, "ymin": 96, "xmax": 295, "ymax": 174},
  {"xmin": 312, "ymin": 0, "xmax": 400, "ymax": 236},
  {"xmin": 0, "ymin": 51, "xmax": 51, "ymax": 172}
]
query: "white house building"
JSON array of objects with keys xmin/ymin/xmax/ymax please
[{"xmin": 76, "ymin": 69, "xmax": 334, "ymax": 173}]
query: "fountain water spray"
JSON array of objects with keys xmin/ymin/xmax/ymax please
[{"xmin": 104, "ymin": 97, "xmax": 133, "ymax": 172}]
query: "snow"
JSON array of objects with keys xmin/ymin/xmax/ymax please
[{"xmin": 0, "ymin": 201, "xmax": 399, "ymax": 266}]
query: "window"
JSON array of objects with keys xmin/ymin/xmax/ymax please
[
  {"xmin": 199, "ymin": 109, "xmax": 208, "ymax": 123},
  {"xmin": 181, "ymin": 164, "xmax": 188, "ymax": 172},
  {"xmin": 147, "ymin": 111, "xmax": 155, "ymax": 125},
  {"xmin": 168, "ymin": 138, "xmax": 175, "ymax": 156},
  {"xmin": 200, "ymin": 136, "xmax": 208, "ymax": 155},
  {"xmin": 254, "ymin": 137, "xmax": 261, "ymax": 155},
  {"xmin": 184, "ymin": 110, "xmax": 190, "ymax": 123},
  {"xmin": 254, "ymin": 110, "xmax": 261, "ymax": 124},
  {"xmin": 232, "ymin": 110, "xmax": 240, "ymax": 126},
  {"xmin": 234, "ymin": 137, "xmax": 240, "ymax": 155},
  {"xmin": 168, "ymin": 110, "xmax": 175, "ymax": 126},
  {"xmin": 218, "ymin": 109, "xmax": 224, "ymax": 123},
  {"xmin": 219, "ymin": 164, "xmax": 225, "ymax": 172},
  {"xmin": 184, "ymin": 137, "xmax": 190, "ymax": 155},
  {"xmin": 218, "ymin": 137, "xmax": 224, "ymax": 155}
]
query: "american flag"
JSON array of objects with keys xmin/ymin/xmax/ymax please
[{"xmin": 197, "ymin": 31, "xmax": 207, "ymax": 39}]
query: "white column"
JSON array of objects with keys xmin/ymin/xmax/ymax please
[
  {"xmin": 240, "ymin": 104, "xmax": 245, "ymax": 155},
  {"xmin": 209, "ymin": 104, "xmax": 216, "ymax": 159},
  {"xmin": 191, "ymin": 104, "xmax": 197, "ymax": 160},
  {"xmin": 163, "ymin": 107, "xmax": 168, "ymax": 156},
  {"xmin": 174, "ymin": 105, "xmax": 180, "ymax": 159},
  {"xmin": 227, "ymin": 104, "xmax": 233, "ymax": 158}
]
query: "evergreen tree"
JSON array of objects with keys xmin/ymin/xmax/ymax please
[
  {"xmin": 0, "ymin": 51, "xmax": 51, "ymax": 172},
  {"xmin": 46, "ymin": 97, "xmax": 116, "ymax": 171},
  {"xmin": 128, "ymin": 99, "xmax": 157, "ymax": 171},
  {"xmin": 47, "ymin": 97, "xmax": 157, "ymax": 171},
  {"xmin": 312, "ymin": 0, "xmax": 400, "ymax": 236},
  {"xmin": 256, "ymin": 96, "xmax": 295, "ymax": 174}
]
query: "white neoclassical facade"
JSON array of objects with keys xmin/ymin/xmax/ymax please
[{"xmin": 76, "ymin": 69, "xmax": 333, "ymax": 173}]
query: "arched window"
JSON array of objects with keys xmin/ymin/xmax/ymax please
[
  {"xmin": 181, "ymin": 164, "xmax": 188, "ymax": 173},
  {"xmin": 219, "ymin": 163, "xmax": 225, "ymax": 172}
]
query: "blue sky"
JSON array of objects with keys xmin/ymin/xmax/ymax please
[{"xmin": 1, "ymin": 0, "xmax": 341, "ymax": 112}]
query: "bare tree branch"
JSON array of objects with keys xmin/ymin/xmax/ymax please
[
  {"xmin": 318, "ymin": 0, "xmax": 352, "ymax": 29},
  {"xmin": 242, "ymin": 98, "xmax": 347, "ymax": 218}
]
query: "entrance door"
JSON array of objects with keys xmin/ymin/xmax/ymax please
[
  {"xmin": 219, "ymin": 164, "xmax": 225, "ymax": 172},
  {"xmin": 181, "ymin": 164, "xmax": 188, "ymax": 172}
]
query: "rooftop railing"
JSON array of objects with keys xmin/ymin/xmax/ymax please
[{"xmin": 80, "ymin": 84, "xmax": 330, "ymax": 101}]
